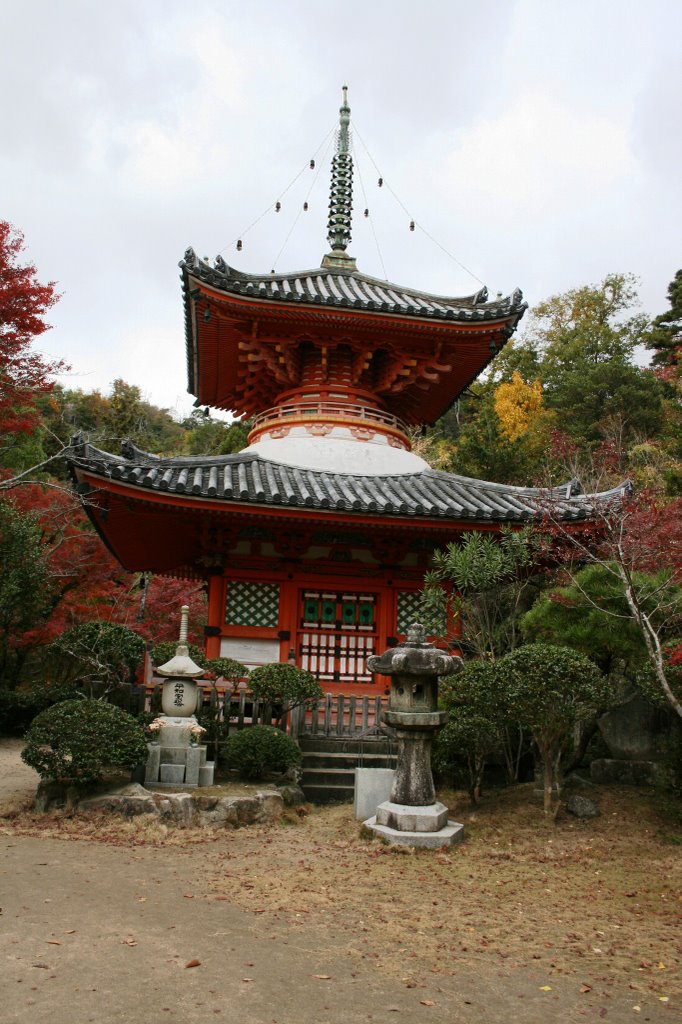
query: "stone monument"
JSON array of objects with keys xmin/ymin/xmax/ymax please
[
  {"xmin": 363, "ymin": 623, "xmax": 464, "ymax": 848},
  {"xmin": 144, "ymin": 605, "xmax": 215, "ymax": 788}
]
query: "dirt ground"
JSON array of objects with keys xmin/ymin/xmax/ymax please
[{"xmin": 1, "ymin": 738, "xmax": 680, "ymax": 1024}]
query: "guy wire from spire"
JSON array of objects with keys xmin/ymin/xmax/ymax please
[{"xmin": 352, "ymin": 122, "xmax": 485, "ymax": 287}]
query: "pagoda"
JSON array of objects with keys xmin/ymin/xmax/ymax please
[{"xmin": 68, "ymin": 89, "xmax": 622, "ymax": 695}]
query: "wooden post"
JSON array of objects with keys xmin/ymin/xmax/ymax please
[{"xmin": 206, "ymin": 576, "xmax": 224, "ymax": 659}]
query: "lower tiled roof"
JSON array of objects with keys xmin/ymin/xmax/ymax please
[{"xmin": 68, "ymin": 439, "xmax": 628, "ymax": 524}]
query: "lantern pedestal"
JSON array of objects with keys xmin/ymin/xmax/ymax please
[
  {"xmin": 362, "ymin": 623, "xmax": 465, "ymax": 849},
  {"xmin": 144, "ymin": 715, "xmax": 215, "ymax": 788}
]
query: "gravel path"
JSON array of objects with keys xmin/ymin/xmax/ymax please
[{"xmin": 0, "ymin": 737, "xmax": 38, "ymax": 806}]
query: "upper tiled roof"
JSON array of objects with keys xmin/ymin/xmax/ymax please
[
  {"xmin": 180, "ymin": 248, "xmax": 528, "ymax": 327},
  {"xmin": 69, "ymin": 438, "xmax": 627, "ymax": 525}
]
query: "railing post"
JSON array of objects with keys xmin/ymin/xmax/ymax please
[
  {"xmin": 323, "ymin": 693, "xmax": 333, "ymax": 736},
  {"xmin": 336, "ymin": 694, "xmax": 345, "ymax": 736}
]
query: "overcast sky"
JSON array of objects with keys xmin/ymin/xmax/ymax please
[{"xmin": 3, "ymin": 0, "xmax": 680, "ymax": 420}]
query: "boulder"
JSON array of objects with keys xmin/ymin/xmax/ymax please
[
  {"xmin": 277, "ymin": 783, "xmax": 307, "ymax": 806},
  {"xmin": 590, "ymin": 758, "xmax": 672, "ymax": 787},
  {"xmin": 256, "ymin": 790, "xmax": 285, "ymax": 821},
  {"xmin": 597, "ymin": 695, "xmax": 676, "ymax": 761},
  {"xmin": 565, "ymin": 794, "xmax": 600, "ymax": 819},
  {"xmin": 78, "ymin": 783, "xmax": 157, "ymax": 816},
  {"xmin": 234, "ymin": 796, "xmax": 261, "ymax": 824}
]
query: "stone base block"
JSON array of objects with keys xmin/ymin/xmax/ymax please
[
  {"xmin": 375, "ymin": 800, "xmax": 449, "ymax": 833},
  {"xmin": 199, "ymin": 763, "xmax": 215, "ymax": 787},
  {"xmin": 185, "ymin": 746, "xmax": 201, "ymax": 786},
  {"xmin": 160, "ymin": 763, "xmax": 186, "ymax": 784},
  {"xmin": 144, "ymin": 744, "xmax": 161, "ymax": 785},
  {"xmin": 159, "ymin": 745, "xmax": 190, "ymax": 765},
  {"xmin": 157, "ymin": 716, "xmax": 196, "ymax": 748},
  {"xmin": 354, "ymin": 768, "xmax": 395, "ymax": 821},
  {"xmin": 364, "ymin": 815, "xmax": 464, "ymax": 849}
]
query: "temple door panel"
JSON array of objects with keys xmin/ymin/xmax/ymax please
[{"xmin": 297, "ymin": 590, "xmax": 377, "ymax": 685}]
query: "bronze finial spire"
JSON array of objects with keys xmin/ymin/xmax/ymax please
[{"xmin": 322, "ymin": 85, "xmax": 357, "ymax": 271}]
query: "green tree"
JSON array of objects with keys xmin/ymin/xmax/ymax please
[
  {"xmin": 437, "ymin": 660, "xmax": 516, "ymax": 803},
  {"xmin": 0, "ymin": 500, "xmax": 50, "ymax": 686},
  {"xmin": 424, "ymin": 528, "xmax": 537, "ymax": 659},
  {"xmin": 528, "ymin": 273, "xmax": 662, "ymax": 445},
  {"xmin": 47, "ymin": 621, "xmax": 145, "ymax": 692},
  {"xmin": 181, "ymin": 412, "xmax": 252, "ymax": 456},
  {"xmin": 521, "ymin": 563, "xmax": 654, "ymax": 676},
  {"xmin": 646, "ymin": 269, "xmax": 682, "ymax": 371},
  {"xmin": 502, "ymin": 643, "xmax": 608, "ymax": 815}
]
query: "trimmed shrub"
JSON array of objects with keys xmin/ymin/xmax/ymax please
[
  {"xmin": 205, "ymin": 657, "xmax": 248, "ymax": 683},
  {"xmin": 48, "ymin": 622, "xmax": 145, "ymax": 688},
  {"xmin": 22, "ymin": 699, "xmax": 149, "ymax": 786},
  {"xmin": 249, "ymin": 663, "xmax": 322, "ymax": 709},
  {"xmin": 151, "ymin": 640, "xmax": 207, "ymax": 670},
  {"xmin": 502, "ymin": 642, "xmax": 608, "ymax": 813},
  {"xmin": 225, "ymin": 724, "xmax": 302, "ymax": 780}
]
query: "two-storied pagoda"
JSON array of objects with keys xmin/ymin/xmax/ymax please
[{"xmin": 69, "ymin": 89, "xmax": 622, "ymax": 694}]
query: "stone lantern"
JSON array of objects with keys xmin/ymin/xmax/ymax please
[
  {"xmin": 363, "ymin": 623, "xmax": 464, "ymax": 848},
  {"xmin": 144, "ymin": 605, "xmax": 215, "ymax": 788},
  {"xmin": 156, "ymin": 604, "xmax": 204, "ymax": 716}
]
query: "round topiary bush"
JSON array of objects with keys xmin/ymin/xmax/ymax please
[
  {"xmin": 225, "ymin": 724, "xmax": 302, "ymax": 780},
  {"xmin": 22, "ymin": 699, "xmax": 149, "ymax": 786}
]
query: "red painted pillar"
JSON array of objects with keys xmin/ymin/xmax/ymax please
[{"xmin": 205, "ymin": 575, "xmax": 224, "ymax": 659}]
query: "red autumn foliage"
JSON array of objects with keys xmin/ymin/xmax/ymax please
[
  {"xmin": 0, "ymin": 221, "xmax": 66, "ymax": 436},
  {"xmin": 10, "ymin": 483, "xmax": 206, "ymax": 656}
]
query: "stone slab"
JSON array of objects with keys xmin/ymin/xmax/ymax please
[
  {"xmin": 354, "ymin": 768, "xmax": 396, "ymax": 820},
  {"xmin": 185, "ymin": 746, "xmax": 201, "ymax": 786},
  {"xmin": 198, "ymin": 764, "xmax": 215, "ymax": 787},
  {"xmin": 375, "ymin": 799, "xmax": 449, "ymax": 833},
  {"xmin": 144, "ymin": 743, "xmax": 161, "ymax": 785},
  {"xmin": 156, "ymin": 716, "xmax": 196, "ymax": 748},
  {"xmin": 364, "ymin": 816, "xmax": 464, "ymax": 849},
  {"xmin": 158, "ymin": 745, "xmax": 191, "ymax": 765},
  {"xmin": 160, "ymin": 763, "xmax": 186, "ymax": 784}
]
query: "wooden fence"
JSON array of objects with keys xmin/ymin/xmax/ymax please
[{"xmin": 138, "ymin": 685, "xmax": 388, "ymax": 741}]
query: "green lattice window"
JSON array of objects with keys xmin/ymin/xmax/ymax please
[
  {"xmin": 396, "ymin": 590, "xmax": 425, "ymax": 634},
  {"xmin": 225, "ymin": 581, "xmax": 280, "ymax": 627},
  {"xmin": 301, "ymin": 591, "xmax": 376, "ymax": 631}
]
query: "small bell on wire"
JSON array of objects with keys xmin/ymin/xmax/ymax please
[
  {"xmin": 309, "ymin": 158, "xmax": 315, "ymax": 169},
  {"xmin": 377, "ymin": 177, "xmax": 383, "ymax": 187},
  {"xmin": 203, "ymin": 307, "xmax": 211, "ymax": 323},
  {"xmin": 303, "ymin": 201, "xmax": 309, "ymax": 211},
  {"xmin": 275, "ymin": 201, "xmax": 281, "ymax": 212},
  {"xmin": 236, "ymin": 239, "xmax": 243, "ymax": 251},
  {"xmin": 409, "ymin": 220, "xmax": 415, "ymax": 232},
  {"xmin": 364, "ymin": 208, "xmax": 369, "ymax": 218}
]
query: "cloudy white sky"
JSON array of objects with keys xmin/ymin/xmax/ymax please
[{"xmin": 3, "ymin": 0, "xmax": 680, "ymax": 420}]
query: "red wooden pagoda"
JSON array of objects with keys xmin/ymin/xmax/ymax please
[{"xmin": 69, "ymin": 89, "xmax": 622, "ymax": 695}]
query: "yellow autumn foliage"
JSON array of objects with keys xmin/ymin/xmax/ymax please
[{"xmin": 494, "ymin": 372, "xmax": 545, "ymax": 442}]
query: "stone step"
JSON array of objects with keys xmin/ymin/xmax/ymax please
[
  {"xmin": 301, "ymin": 780, "xmax": 355, "ymax": 803},
  {"xmin": 302, "ymin": 751, "xmax": 397, "ymax": 770},
  {"xmin": 297, "ymin": 737, "xmax": 395, "ymax": 755}
]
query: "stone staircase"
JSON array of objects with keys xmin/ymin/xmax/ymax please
[{"xmin": 299, "ymin": 736, "xmax": 397, "ymax": 803}]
